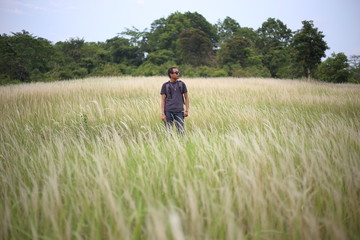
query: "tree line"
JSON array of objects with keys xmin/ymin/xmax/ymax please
[{"xmin": 1, "ymin": 11, "xmax": 359, "ymax": 84}]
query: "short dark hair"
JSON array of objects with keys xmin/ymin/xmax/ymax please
[{"xmin": 168, "ymin": 67, "xmax": 177, "ymax": 78}]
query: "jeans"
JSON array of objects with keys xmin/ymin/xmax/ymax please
[{"xmin": 165, "ymin": 111, "xmax": 184, "ymax": 134}]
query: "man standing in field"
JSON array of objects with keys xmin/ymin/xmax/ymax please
[{"xmin": 161, "ymin": 67, "xmax": 189, "ymax": 134}]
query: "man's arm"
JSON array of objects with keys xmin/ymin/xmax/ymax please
[
  {"xmin": 161, "ymin": 94, "xmax": 166, "ymax": 121},
  {"xmin": 184, "ymin": 92, "xmax": 189, "ymax": 117}
]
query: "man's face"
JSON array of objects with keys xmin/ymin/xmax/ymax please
[{"xmin": 171, "ymin": 68, "xmax": 180, "ymax": 79}]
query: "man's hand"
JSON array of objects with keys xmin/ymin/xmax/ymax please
[
  {"xmin": 161, "ymin": 113, "xmax": 167, "ymax": 122},
  {"xmin": 184, "ymin": 110, "xmax": 189, "ymax": 117}
]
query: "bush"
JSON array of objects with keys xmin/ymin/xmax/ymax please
[
  {"xmin": 30, "ymin": 68, "xmax": 46, "ymax": 82},
  {"xmin": 73, "ymin": 67, "xmax": 88, "ymax": 78},
  {"xmin": 197, "ymin": 66, "xmax": 213, "ymax": 77},
  {"xmin": 0, "ymin": 74, "xmax": 20, "ymax": 85},
  {"xmin": 58, "ymin": 70, "xmax": 74, "ymax": 80},
  {"xmin": 176, "ymin": 65, "xmax": 229, "ymax": 78},
  {"xmin": 349, "ymin": 68, "xmax": 360, "ymax": 83},
  {"xmin": 178, "ymin": 64, "xmax": 197, "ymax": 77},
  {"xmin": 231, "ymin": 66, "xmax": 271, "ymax": 78},
  {"xmin": 146, "ymin": 50, "xmax": 174, "ymax": 65},
  {"xmin": 92, "ymin": 63, "xmax": 123, "ymax": 76},
  {"xmin": 276, "ymin": 62, "xmax": 303, "ymax": 79},
  {"xmin": 133, "ymin": 62, "xmax": 163, "ymax": 76},
  {"xmin": 315, "ymin": 53, "xmax": 351, "ymax": 83},
  {"xmin": 210, "ymin": 69, "xmax": 228, "ymax": 77},
  {"xmin": 245, "ymin": 66, "xmax": 271, "ymax": 78},
  {"xmin": 232, "ymin": 68, "xmax": 250, "ymax": 78}
]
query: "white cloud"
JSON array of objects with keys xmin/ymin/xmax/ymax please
[
  {"xmin": 0, "ymin": 7, "xmax": 23, "ymax": 14},
  {"xmin": 136, "ymin": 0, "xmax": 145, "ymax": 4},
  {"xmin": 48, "ymin": 1, "xmax": 76, "ymax": 11},
  {"xmin": 1, "ymin": 0, "xmax": 49, "ymax": 11}
]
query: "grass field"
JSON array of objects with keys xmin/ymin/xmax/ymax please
[{"xmin": 1, "ymin": 76, "xmax": 360, "ymax": 240}]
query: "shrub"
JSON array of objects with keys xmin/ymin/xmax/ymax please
[
  {"xmin": 92, "ymin": 63, "xmax": 123, "ymax": 76},
  {"xmin": 231, "ymin": 65, "xmax": 271, "ymax": 78},
  {"xmin": 73, "ymin": 67, "xmax": 88, "ymax": 78},
  {"xmin": 315, "ymin": 53, "xmax": 351, "ymax": 83},
  {"xmin": 210, "ymin": 69, "xmax": 228, "ymax": 77},
  {"xmin": 133, "ymin": 62, "xmax": 163, "ymax": 76},
  {"xmin": 146, "ymin": 50, "xmax": 174, "ymax": 65}
]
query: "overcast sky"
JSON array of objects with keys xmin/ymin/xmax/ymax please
[{"xmin": 1, "ymin": 0, "xmax": 359, "ymax": 57}]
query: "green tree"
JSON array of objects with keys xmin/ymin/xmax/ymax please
[
  {"xmin": 105, "ymin": 36, "xmax": 144, "ymax": 66},
  {"xmin": 257, "ymin": 18, "xmax": 292, "ymax": 51},
  {"xmin": 56, "ymin": 38, "xmax": 85, "ymax": 62},
  {"xmin": 146, "ymin": 11, "xmax": 217, "ymax": 52},
  {"xmin": 0, "ymin": 30, "xmax": 54, "ymax": 82},
  {"xmin": 145, "ymin": 50, "xmax": 174, "ymax": 65},
  {"xmin": 216, "ymin": 17, "xmax": 257, "ymax": 46},
  {"xmin": 261, "ymin": 49, "xmax": 293, "ymax": 78},
  {"xmin": 177, "ymin": 29, "xmax": 213, "ymax": 66},
  {"xmin": 184, "ymin": 11, "xmax": 218, "ymax": 44},
  {"xmin": 256, "ymin": 18, "xmax": 293, "ymax": 78},
  {"xmin": 291, "ymin": 20, "xmax": 329, "ymax": 80},
  {"xmin": 120, "ymin": 27, "xmax": 147, "ymax": 47},
  {"xmin": 316, "ymin": 52, "xmax": 350, "ymax": 83},
  {"xmin": 80, "ymin": 42, "xmax": 110, "ymax": 74},
  {"xmin": 349, "ymin": 55, "xmax": 360, "ymax": 83},
  {"xmin": 53, "ymin": 38, "xmax": 109, "ymax": 79},
  {"xmin": 237, "ymin": 27, "xmax": 258, "ymax": 45},
  {"xmin": 216, "ymin": 17, "xmax": 241, "ymax": 43},
  {"xmin": 217, "ymin": 36, "xmax": 252, "ymax": 67},
  {"xmin": 120, "ymin": 26, "xmax": 149, "ymax": 55}
]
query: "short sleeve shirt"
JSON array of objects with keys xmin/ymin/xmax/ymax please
[{"xmin": 160, "ymin": 80, "xmax": 187, "ymax": 112}]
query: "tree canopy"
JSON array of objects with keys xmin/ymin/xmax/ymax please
[
  {"xmin": 291, "ymin": 20, "xmax": 329, "ymax": 80},
  {"xmin": 315, "ymin": 52, "xmax": 350, "ymax": 83},
  {"xmin": 0, "ymin": 12, "xmax": 358, "ymax": 84}
]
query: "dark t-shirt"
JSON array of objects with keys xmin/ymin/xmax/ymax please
[{"xmin": 160, "ymin": 80, "xmax": 187, "ymax": 112}]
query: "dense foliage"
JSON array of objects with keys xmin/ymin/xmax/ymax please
[{"xmin": 0, "ymin": 12, "xmax": 358, "ymax": 84}]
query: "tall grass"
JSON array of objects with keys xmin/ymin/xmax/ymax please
[{"xmin": 1, "ymin": 76, "xmax": 359, "ymax": 240}]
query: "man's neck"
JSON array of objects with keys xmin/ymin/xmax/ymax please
[{"xmin": 169, "ymin": 78, "xmax": 177, "ymax": 83}]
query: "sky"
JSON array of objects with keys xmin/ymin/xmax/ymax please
[{"xmin": 1, "ymin": 0, "xmax": 359, "ymax": 58}]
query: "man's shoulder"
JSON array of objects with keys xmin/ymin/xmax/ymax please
[
  {"xmin": 178, "ymin": 80, "xmax": 187, "ymax": 88},
  {"xmin": 177, "ymin": 80, "xmax": 186, "ymax": 85},
  {"xmin": 161, "ymin": 80, "xmax": 186, "ymax": 88},
  {"xmin": 160, "ymin": 81, "xmax": 168, "ymax": 95}
]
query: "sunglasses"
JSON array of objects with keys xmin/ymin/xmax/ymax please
[{"xmin": 171, "ymin": 71, "xmax": 180, "ymax": 75}]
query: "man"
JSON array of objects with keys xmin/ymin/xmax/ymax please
[{"xmin": 160, "ymin": 67, "xmax": 189, "ymax": 134}]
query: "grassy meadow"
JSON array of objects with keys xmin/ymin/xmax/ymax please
[{"xmin": 0, "ymin": 76, "xmax": 360, "ymax": 240}]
